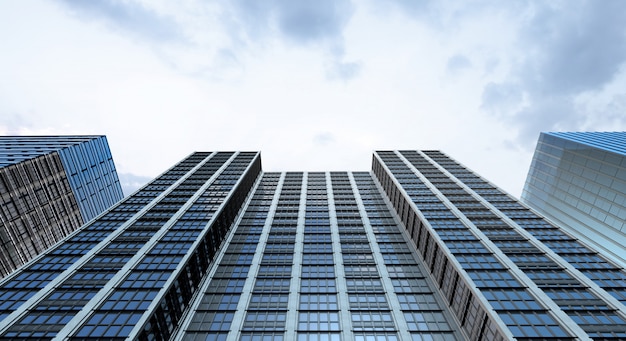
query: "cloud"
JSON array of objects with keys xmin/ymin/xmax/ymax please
[
  {"xmin": 481, "ymin": 0, "xmax": 626, "ymax": 147},
  {"xmin": 54, "ymin": 1, "xmax": 359, "ymax": 81},
  {"xmin": 56, "ymin": 0, "xmax": 183, "ymax": 42},
  {"xmin": 513, "ymin": 97, "xmax": 580, "ymax": 146},
  {"xmin": 229, "ymin": 0, "xmax": 354, "ymax": 44},
  {"xmin": 0, "ymin": 114, "xmax": 36, "ymax": 135},
  {"xmin": 446, "ymin": 54, "xmax": 471, "ymax": 75},
  {"xmin": 520, "ymin": 1, "xmax": 626, "ymax": 95},
  {"xmin": 313, "ymin": 132, "xmax": 335, "ymax": 146},
  {"xmin": 481, "ymin": 82, "xmax": 523, "ymax": 118},
  {"xmin": 227, "ymin": 0, "xmax": 359, "ymax": 81},
  {"xmin": 326, "ymin": 60, "xmax": 361, "ymax": 81},
  {"xmin": 117, "ymin": 172, "xmax": 152, "ymax": 196},
  {"xmin": 381, "ymin": 0, "xmax": 435, "ymax": 20},
  {"xmin": 276, "ymin": 0, "xmax": 354, "ymax": 43}
]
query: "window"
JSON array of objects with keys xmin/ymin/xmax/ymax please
[
  {"xmin": 301, "ymin": 266, "xmax": 335, "ymax": 278},
  {"xmin": 342, "ymin": 254, "xmax": 375, "ymax": 264},
  {"xmin": 344, "ymin": 266, "xmax": 380, "ymax": 279},
  {"xmin": 455, "ymin": 255, "xmax": 504, "ymax": 269},
  {"xmin": 378, "ymin": 243, "xmax": 412, "ymax": 253},
  {"xmin": 351, "ymin": 311, "xmax": 395, "ymax": 331},
  {"xmin": 254, "ymin": 279, "xmax": 291, "ymax": 293},
  {"xmin": 240, "ymin": 332, "xmax": 285, "ymax": 341},
  {"xmin": 207, "ymin": 279, "xmax": 246, "ymax": 293},
  {"xmin": 300, "ymin": 294, "xmax": 338, "ymax": 310},
  {"xmin": 341, "ymin": 243, "xmax": 372, "ymax": 253},
  {"xmin": 347, "ymin": 279, "xmax": 383, "ymax": 293},
  {"xmin": 466, "ymin": 270, "xmax": 522, "ymax": 288},
  {"xmin": 349, "ymin": 294, "xmax": 389, "ymax": 310},
  {"xmin": 569, "ymin": 311, "xmax": 626, "ymax": 326},
  {"xmin": 499, "ymin": 312, "xmax": 569, "ymax": 338},
  {"xmin": 354, "ymin": 333, "xmax": 399, "ymax": 341},
  {"xmin": 136, "ymin": 254, "xmax": 183, "ymax": 270},
  {"xmin": 302, "ymin": 254, "xmax": 334, "ymax": 265},
  {"xmin": 261, "ymin": 254, "xmax": 294, "ymax": 265},
  {"xmin": 74, "ymin": 311, "xmax": 143, "ymax": 337},
  {"xmin": 258, "ymin": 265, "xmax": 292, "ymax": 278},
  {"xmin": 100, "ymin": 289, "xmax": 158, "ymax": 310},
  {"xmin": 304, "ymin": 234, "xmax": 332, "ymax": 243},
  {"xmin": 303, "ymin": 243, "xmax": 333, "ymax": 253},
  {"xmin": 188, "ymin": 311, "xmax": 234, "ymax": 331},
  {"xmin": 264, "ymin": 243, "xmax": 295, "ymax": 253},
  {"xmin": 297, "ymin": 333, "xmax": 340, "ymax": 341},
  {"xmin": 396, "ymin": 294, "xmax": 440, "ymax": 310},
  {"xmin": 213, "ymin": 266, "xmax": 250, "ymax": 278},
  {"xmin": 298, "ymin": 312, "xmax": 340, "ymax": 331},
  {"xmin": 391, "ymin": 279, "xmax": 431, "ymax": 293},
  {"xmin": 383, "ymin": 253, "xmax": 416, "ymax": 265},
  {"xmin": 199, "ymin": 294, "xmax": 240, "ymax": 310},
  {"xmin": 301, "ymin": 279, "xmax": 337, "ymax": 293},
  {"xmin": 386, "ymin": 266, "xmax": 423, "ymax": 278},
  {"xmin": 249, "ymin": 294, "xmax": 289, "ymax": 310},
  {"xmin": 403, "ymin": 312, "xmax": 451, "ymax": 331},
  {"xmin": 410, "ymin": 332, "xmax": 461, "ymax": 340},
  {"xmin": 481, "ymin": 289, "xmax": 543, "ymax": 310},
  {"xmin": 243, "ymin": 311, "xmax": 287, "ymax": 331}
]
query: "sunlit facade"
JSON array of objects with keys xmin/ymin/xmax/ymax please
[
  {"xmin": 0, "ymin": 150, "xmax": 624, "ymax": 340},
  {"xmin": 0, "ymin": 136, "xmax": 123, "ymax": 278},
  {"xmin": 522, "ymin": 132, "xmax": 626, "ymax": 265}
]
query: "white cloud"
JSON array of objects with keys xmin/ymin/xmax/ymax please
[{"xmin": 1, "ymin": 0, "xmax": 625, "ymax": 199}]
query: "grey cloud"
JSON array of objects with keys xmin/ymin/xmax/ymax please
[
  {"xmin": 275, "ymin": 0, "xmax": 354, "ymax": 43},
  {"xmin": 482, "ymin": 0, "xmax": 626, "ymax": 148},
  {"xmin": 383, "ymin": 1, "xmax": 523, "ymax": 28},
  {"xmin": 521, "ymin": 1, "xmax": 626, "ymax": 95},
  {"xmin": 483, "ymin": 58, "xmax": 499, "ymax": 76},
  {"xmin": 446, "ymin": 54, "xmax": 471, "ymax": 75},
  {"xmin": 313, "ymin": 132, "xmax": 335, "ymax": 146},
  {"xmin": 228, "ymin": 0, "xmax": 359, "ymax": 81},
  {"xmin": 382, "ymin": 0, "xmax": 435, "ymax": 20},
  {"xmin": 326, "ymin": 60, "xmax": 361, "ymax": 81},
  {"xmin": 57, "ymin": 0, "xmax": 183, "ymax": 42},
  {"xmin": 117, "ymin": 172, "xmax": 152, "ymax": 197},
  {"xmin": 0, "ymin": 113, "xmax": 35, "ymax": 134},
  {"xmin": 481, "ymin": 82, "xmax": 523, "ymax": 118},
  {"xmin": 587, "ymin": 93, "xmax": 626, "ymax": 129},
  {"xmin": 512, "ymin": 97, "xmax": 580, "ymax": 146},
  {"xmin": 230, "ymin": 0, "xmax": 354, "ymax": 44}
]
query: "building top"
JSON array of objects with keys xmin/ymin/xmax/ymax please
[
  {"xmin": 546, "ymin": 131, "xmax": 626, "ymax": 156},
  {"xmin": 0, "ymin": 135, "xmax": 101, "ymax": 167}
]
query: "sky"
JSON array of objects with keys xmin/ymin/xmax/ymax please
[{"xmin": 1, "ymin": 0, "xmax": 625, "ymax": 197}]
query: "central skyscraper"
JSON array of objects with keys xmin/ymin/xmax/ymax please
[{"xmin": 0, "ymin": 150, "xmax": 623, "ymax": 340}]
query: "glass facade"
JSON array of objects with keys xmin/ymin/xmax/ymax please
[
  {"xmin": 522, "ymin": 132, "xmax": 626, "ymax": 265},
  {"xmin": 0, "ymin": 149, "xmax": 624, "ymax": 340},
  {"xmin": 0, "ymin": 136, "xmax": 124, "ymax": 278}
]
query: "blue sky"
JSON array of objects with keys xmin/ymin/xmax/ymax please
[{"xmin": 1, "ymin": 0, "xmax": 625, "ymax": 196}]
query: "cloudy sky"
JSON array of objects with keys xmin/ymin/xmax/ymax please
[{"xmin": 1, "ymin": 0, "xmax": 625, "ymax": 197}]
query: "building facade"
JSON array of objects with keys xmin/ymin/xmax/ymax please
[
  {"xmin": 0, "ymin": 136, "xmax": 124, "ymax": 277},
  {"xmin": 522, "ymin": 132, "xmax": 626, "ymax": 265},
  {"xmin": 0, "ymin": 150, "xmax": 624, "ymax": 340}
]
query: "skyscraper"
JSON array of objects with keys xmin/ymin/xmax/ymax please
[
  {"xmin": 0, "ymin": 136, "xmax": 124, "ymax": 278},
  {"xmin": 0, "ymin": 150, "xmax": 624, "ymax": 340},
  {"xmin": 522, "ymin": 131, "xmax": 626, "ymax": 265}
]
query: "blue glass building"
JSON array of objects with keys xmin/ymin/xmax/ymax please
[
  {"xmin": 0, "ymin": 136, "xmax": 124, "ymax": 277},
  {"xmin": 0, "ymin": 150, "xmax": 624, "ymax": 340},
  {"xmin": 522, "ymin": 132, "xmax": 626, "ymax": 265}
]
